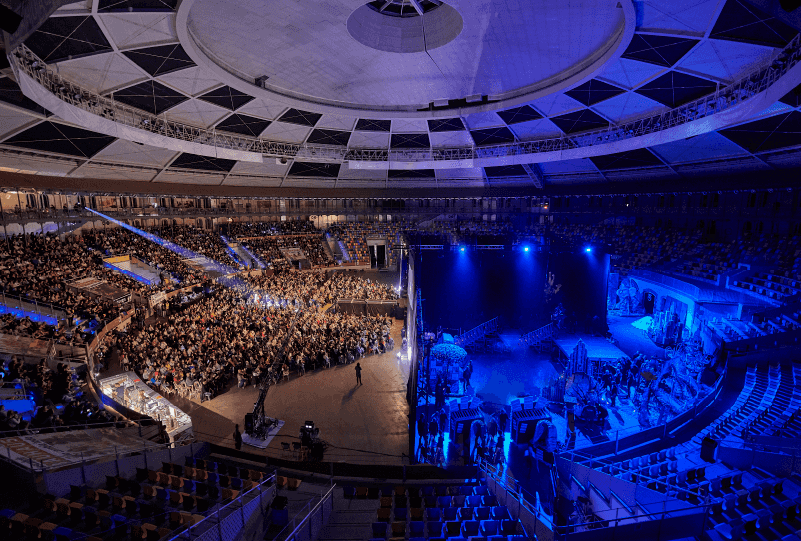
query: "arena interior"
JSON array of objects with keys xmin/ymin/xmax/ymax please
[{"xmin": 1, "ymin": 0, "xmax": 801, "ymax": 540}]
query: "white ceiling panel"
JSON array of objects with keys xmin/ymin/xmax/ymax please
[
  {"xmin": 166, "ymin": 98, "xmax": 228, "ymax": 128},
  {"xmin": 509, "ymin": 118, "xmax": 564, "ymax": 140},
  {"xmin": 56, "ymin": 52, "xmax": 147, "ymax": 94},
  {"xmin": 636, "ymin": 0, "xmax": 722, "ymax": 35},
  {"xmin": 157, "ymin": 66, "xmax": 221, "ymax": 97},
  {"xmin": 92, "ymin": 138, "xmax": 178, "ymax": 167},
  {"xmin": 429, "ymin": 131, "xmax": 474, "ymax": 147},
  {"xmin": 99, "ymin": 13, "xmax": 178, "ymax": 50},
  {"xmin": 348, "ymin": 131, "xmax": 390, "ymax": 148},
  {"xmin": 591, "ymin": 92, "xmax": 666, "ymax": 123},
  {"xmin": 259, "ymin": 121, "xmax": 311, "ymax": 143},
  {"xmin": 596, "ymin": 58, "xmax": 667, "ymax": 91}
]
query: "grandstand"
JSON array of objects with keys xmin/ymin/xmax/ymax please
[{"xmin": 0, "ymin": 0, "xmax": 801, "ymax": 540}]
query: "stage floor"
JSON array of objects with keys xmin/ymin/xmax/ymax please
[{"xmin": 553, "ymin": 333, "xmax": 628, "ymax": 362}]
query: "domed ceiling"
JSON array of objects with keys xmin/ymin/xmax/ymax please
[{"xmin": 0, "ymin": 0, "xmax": 798, "ymax": 191}]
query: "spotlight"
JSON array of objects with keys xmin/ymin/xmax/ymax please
[
  {"xmin": 524, "ymin": 246, "xmax": 529, "ymax": 252},
  {"xmin": 460, "ymin": 246, "xmax": 465, "ymax": 252},
  {"xmin": 585, "ymin": 247, "xmax": 592, "ymax": 253}
]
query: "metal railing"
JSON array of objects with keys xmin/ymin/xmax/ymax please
[
  {"xmin": 519, "ymin": 322, "xmax": 555, "ymax": 347},
  {"xmin": 273, "ymin": 483, "xmax": 336, "ymax": 541},
  {"xmin": 168, "ymin": 472, "xmax": 276, "ymax": 541},
  {"xmin": 8, "ymin": 33, "xmax": 801, "ymax": 164},
  {"xmin": 455, "ymin": 316, "xmax": 499, "ymax": 348}
]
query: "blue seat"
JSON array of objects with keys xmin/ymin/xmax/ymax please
[
  {"xmin": 206, "ymin": 461, "xmax": 217, "ymax": 472},
  {"xmin": 425, "ymin": 495, "xmax": 438, "ymax": 508},
  {"xmin": 460, "ymin": 486, "xmax": 473, "ymax": 496},
  {"xmin": 410, "ymin": 521, "xmax": 425, "ymax": 536},
  {"xmin": 344, "ymin": 486, "xmax": 356, "ymax": 499},
  {"xmin": 427, "ymin": 521, "xmax": 444, "ymax": 537},
  {"xmin": 231, "ymin": 477, "xmax": 242, "ymax": 490},
  {"xmin": 427, "ymin": 507, "xmax": 441, "ymax": 521},
  {"xmin": 453, "ymin": 495, "xmax": 466, "ymax": 507},
  {"xmin": 422, "ymin": 486, "xmax": 435, "ymax": 497},
  {"xmin": 480, "ymin": 519, "xmax": 499, "ymax": 536},
  {"xmin": 445, "ymin": 520, "xmax": 461, "ymax": 537},
  {"xmin": 473, "ymin": 485, "xmax": 489, "ymax": 496},
  {"xmin": 381, "ymin": 485, "xmax": 394, "ymax": 497},
  {"xmin": 183, "ymin": 479, "xmax": 195, "ymax": 493},
  {"xmin": 394, "ymin": 507, "xmax": 407, "ymax": 521},
  {"xmin": 436, "ymin": 485, "xmax": 449, "ymax": 496},
  {"xmin": 52, "ymin": 526, "xmax": 78, "ymax": 541},
  {"xmin": 466, "ymin": 495, "xmax": 482, "ymax": 507},
  {"xmin": 501, "ymin": 520, "xmax": 517, "ymax": 536},
  {"xmin": 461, "ymin": 520, "xmax": 479, "ymax": 537},
  {"xmin": 487, "ymin": 537, "xmax": 505, "ymax": 541},
  {"xmin": 492, "ymin": 506, "xmax": 510, "ymax": 521},
  {"xmin": 371, "ymin": 522, "xmax": 388, "ymax": 538},
  {"xmin": 443, "ymin": 507, "xmax": 457, "ymax": 521},
  {"xmin": 207, "ymin": 472, "xmax": 218, "ymax": 484},
  {"xmin": 457, "ymin": 507, "xmax": 473, "ymax": 521},
  {"xmin": 475, "ymin": 507, "xmax": 490, "ymax": 520},
  {"xmin": 482, "ymin": 495, "xmax": 498, "ymax": 507},
  {"xmin": 438, "ymin": 496, "xmax": 452, "ymax": 508},
  {"xmin": 507, "ymin": 536, "xmax": 528, "ymax": 541},
  {"xmin": 0, "ymin": 509, "xmax": 15, "ymax": 519},
  {"xmin": 156, "ymin": 487, "xmax": 169, "ymax": 501}
]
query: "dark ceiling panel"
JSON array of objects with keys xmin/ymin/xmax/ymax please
[
  {"xmin": 214, "ymin": 114, "xmax": 270, "ymax": 137},
  {"xmin": 484, "ymin": 164, "xmax": 528, "ymax": 178},
  {"xmin": 4, "ymin": 121, "xmax": 115, "ymax": 158},
  {"xmin": 550, "ymin": 109, "xmax": 609, "ymax": 134},
  {"xmin": 427, "ymin": 118, "xmax": 465, "ymax": 132},
  {"xmin": 621, "ymin": 34, "xmax": 699, "ymax": 68},
  {"xmin": 198, "ymin": 86, "xmax": 254, "ymax": 111},
  {"xmin": 590, "ymin": 148, "xmax": 663, "ymax": 170},
  {"xmin": 779, "ymin": 83, "xmax": 801, "ymax": 108},
  {"xmin": 306, "ymin": 129, "xmax": 352, "ymax": 146},
  {"xmin": 170, "ymin": 152, "xmax": 237, "ymax": 172},
  {"xmin": 123, "ymin": 44, "xmax": 195, "ymax": 77},
  {"xmin": 710, "ymin": 0, "xmax": 798, "ymax": 47},
  {"xmin": 0, "ymin": 77, "xmax": 49, "ymax": 116},
  {"xmin": 288, "ymin": 162, "xmax": 341, "ymax": 177},
  {"xmin": 470, "ymin": 127, "xmax": 515, "ymax": 145},
  {"xmin": 388, "ymin": 169, "xmax": 436, "ymax": 178},
  {"xmin": 390, "ymin": 133, "xmax": 430, "ymax": 148},
  {"xmin": 98, "ymin": 0, "xmax": 178, "ymax": 11},
  {"xmin": 497, "ymin": 105, "xmax": 542, "ymax": 125},
  {"xmin": 113, "ymin": 80, "xmax": 188, "ymax": 115},
  {"xmin": 278, "ymin": 109, "xmax": 323, "ymax": 127},
  {"xmin": 635, "ymin": 71, "xmax": 717, "ymax": 108},
  {"xmin": 355, "ymin": 118, "xmax": 392, "ymax": 132},
  {"xmin": 25, "ymin": 16, "xmax": 112, "ymax": 64},
  {"xmin": 565, "ymin": 79, "xmax": 626, "ymax": 106},
  {"xmin": 718, "ymin": 111, "xmax": 801, "ymax": 153}
]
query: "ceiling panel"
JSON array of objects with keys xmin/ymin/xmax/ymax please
[
  {"xmin": 470, "ymin": 126, "xmax": 516, "ymax": 145},
  {"xmin": 4, "ymin": 121, "xmax": 116, "ymax": 158},
  {"xmin": 214, "ymin": 113, "xmax": 271, "ymax": 137},
  {"xmin": 0, "ymin": 78, "xmax": 49, "ymax": 116},
  {"xmin": 428, "ymin": 118, "xmax": 466, "ymax": 132},
  {"xmin": 123, "ymin": 43, "xmax": 196, "ymax": 77},
  {"xmin": 497, "ymin": 105, "xmax": 542, "ymax": 125},
  {"xmin": 509, "ymin": 118, "xmax": 564, "ymax": 140},
  {"xmin": 278, "ymin": 109, "xmax": 322, "ymax": 127},
  {"xmin": 355, "ymin": 118, "xmax": 391, "ymax": 132},
  {"xmin": 565, "ymin": 79, "xmax": 626, "ymax": 106},
  {"xmin": 92, "ymin": 138, "xmax": 177, "ymax": 166},
  {"xmin": 348, "ymin": 131, "xmax": 390, "ymax": 148},
  {"xmin": 392, "ymin": 119, "xmax": 429, "ymax": 133},
  {"xmin": 157, "ymin": 66, "xmax": 220, "ymax": 96},
  {"xmin": 710, "ymin": 0, "xmax": 798, "ymax": 47},
  {"xmin": 591, "ymin": 92, "xmax": 666, "ymax": 123},
  {"xmin": 170, "ymin": 152, "xmax": 237, "ymax": 172},
  {"xmin": 113, "ymin": 80, "xmax": 188, "ymax": 114},
  {"xmin": 621, "ymin": 34, "xmax": 700, "ymax": 67},
  {"xmin": 229, "ymin": 160, "xmax": 289, "ymax": 177},
  {"xmin": 98, "ymin": 0, "xmax": 178, "ymax": 12},
  {"xmin": 390, "ymin": 133, "xmax": 430, "ymax": 148},
  {"xmin": 636, "ymin": 0, "xmax": 721, "ymax": 34},
  {"xmin": 163, "ymin": 98, "xmax": 228, "ymax": 128},
  {"xmin": 25, "ymin": 16, "xmax": 112, "ymax": 63},
  {"xmin": 259, "ymin": 121, "xmax": 311, "ymax": 143},
  {"xmin": 550, "ymin": 109, "xmax": 609, "ymax": 134},
  {"xmin": 676, "ymin": 39, "xmax": 775, "ymax": 82},
  {"xmin": 99, "ymin": 12, "xmax": 177, "ymax": 49},
  {"xmin": 718, "ymin": 111, "xmax": 801, "ymax": 153},
  {"xmin": 288, "ymin": 162, "xmax": 341, "ymax": 177},
  {"xmin": 306, "ymin": 129, "xmax": 352, "ymax": 146},
  {"xmin": 596, "ymin": 58, "xmax": 667, "ymax": 90},
  {"xmin": 428, "ymin": 131, "xmax": 475, "ymax": 147},
  {"xmin": 590, "ymin": 148, "xmax": 664, "ymax": 170},
  {"xmin": 635, "ymin": 71, "xmax": 718, "ymax": 108},
  {"xmin": 198, "ymin": 86, "xmax": 255, "ymax": 111},
  {"xmin": 649, "ymin": 131, "xmax": 750, "ymax": 163},
  {"xmin": 56, "ymin": 52, "xmax": 146, "ymax": 94}
]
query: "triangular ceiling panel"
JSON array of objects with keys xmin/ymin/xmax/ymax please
[
  {"xmin": 718, "ymin": 111, "xmax": 801, "ymax": 153},
  {"xmin": 170, "ymin": 152, "xmax": 236, "ymax": 172},
  {"xmin": 676, "ymin": 39, "xmax": 775, "ymax": 82},
  {"xmin": 635, "ymin": 71, "xmax": 717, "ymax": 108},
  {"xmin": 710, "ymin": 0, "xmax": 798, "ymax": 47},
  {"xmin": 621, "ymin": 34, "xmax": 700, "ymax": 67},
  {"xmin": 390, "ymin": 133, "xmax": 430, "ymax": 148},
  {"xmin": 0, "ymin": 77, "xmax": 50, "ymax": 116},
  {"xmin": 235, "ymin": 99, "xmax": 286, "ymax": 120},
  {"xmin": 355, "ymin": 118, "xmax": 391, "ymax": 132},
  {"xmin": 348, "ymin": 131, "xmax": 389, "ymax": 148},
  {"xmin": 529, "ymin": 93, "xmax": 584, "ymax": 117},
  {"xmin": 164, "ymin": 98, "xmax": 228, "ymax": 128},
  {"xmin": 278, "ymin": 108, "xmax": 322, "ymax": 127},
  {"xmin": 98, "ymin": 12, "xmax": 177, "ymax": 49},
  {"xmin": 98, "ymin": 0, "xmax": 178, "ymax": 12},
  {"xmin": 25, "ymin": 16, "xmax": 112, "ymax": 63},
  {"xmin": 315, "ymin": 114, "xmax": 356, "ymax": 131},
  {"xmin": 549, "ymin": 109, "xmax": 609, "ymax": 134},
  {"xmin": 484, "ymin": 164, "xmax": 528, "ymax": 178},
  {"xmin": 306, "ymin": 129, "xmax": 352, "ymax": 146},
  {"xmin": 91, "ymin": 138, "xmax": 177, "ymax": 167},
  {"xmin": 198, "ymin": 86, "xmax": 254, "ymax": 111},
  {"xmin": 636, "ymin": 0, "xmax": 721, "ymax": 35},
  {"xmin": 591, "ymin": 92, "xmax": 666, "ymax": 123},
  {"xmin": 538, "ymin": 158, "xmax": 599, "ymax": 174},
  {"xmin": 590, "ymin": 148, "xmax": 663, "ymax": 170},
  {"xmin": 470, "ymin": 127, "xmax": 515, "ymax": 145},
  {"xmin": 565, "ymin": 79, "xmax": 626, "ymax": 106},
  {"xmin": 648, "ymin": 132, "xmax": 749, "ymax": 163},
  {"xmin": 0, "ymin": 108, "xmax": 39, "ymax": 140},
  {"xmin": 596, "ymin": 58, "xmax": 667, "ymax": 90},
  {"xmin": 4, "ymin": 121, "xmax": 116, "ymax": 158},
  {"xmin": 229, "ymin": 160, "xmax": 288, "ymax": 177},
  {"xmin": 56, "ymin": 52, "xmax": 146, "ymax": 94},
  {"xmin": 123, "ymin": 43, "xmax": 195, "ymax": 76},
  {"xmin": 259, "ymin": 121, "xmax": 311, "ymax": 143},
  {"xmin": 288, "ymin": 162, "xmax": 341, "ymax": 177},
  {"xmin": 508, "ymin": 118, "xmax": 563, "ymax": 140},
  {"xmin": 392, "ymin": 119, "xmax": 429, "ymax": 133},
  {"xmin": 113, "ymin": 80, "xmax": 188, "ymax": 114},
  {"xmin": 463, "ymin": 111, "xmax": 505, "ymax": 130},
  {"xmin": 428, "ymin": 118, "xmax": 466, "ymax": 132},
  {"xmin": 428, "ymin": 131, "xmax": 474, "ymax": 147},
  {"xmin": 779, "ymin": 83, "xmax": 801, "ymax": 108},
  {"xmin": 214, "ymin": 113, "xmax": 271, "ymax": 137},
  {"xmin": 497, "ymin": 106, "xmax": 542, "ymax": 125},
  {"xmin": 157, "ymin": 66, "xmax": 223, "ymax": 97}
]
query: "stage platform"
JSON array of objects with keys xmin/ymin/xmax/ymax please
[{"xmin": 553, "ymin": 333, "xmax": 627, "ymax": 363}]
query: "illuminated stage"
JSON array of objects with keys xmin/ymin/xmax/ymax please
[{"xmin": 552, "ymin": 334, "xmax": 628, "ymax": 365}]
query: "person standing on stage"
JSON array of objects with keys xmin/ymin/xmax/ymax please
[
  {"xmin": 233, "ymin": 424, "xmax": 242, "ymax": 450},
  {"xmin": 355, "ymin": 362, "xmax": 362, "ymax": 385}
]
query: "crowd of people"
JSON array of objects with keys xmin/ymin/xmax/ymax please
[
  {"xmin": 147, "ymin": 225, "xmax": 242, "ymax": 270},
  {"xmin": 228, "ymin": 220, "xmax": 320, "ymax": 237},
  {"xmin": 115, "ymin": 270, "xmax": 397, "ymax": 401},
  {"xmin": 240, "ymin": 234, "xmax": 332, "ymax": 269}
]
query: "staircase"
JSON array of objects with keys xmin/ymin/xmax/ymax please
[
  {"xmin": 317, "ymin": 486, "xmax": 377, "ymax": 541},
  {"xmin": 519, "ymin": 322, "xmax": 556, "ymax": 352},
  {"xmin": 109, "ymin": 258, "xmax": 162, "ymax": 285},
  {"xmin": 455, "ymin": 317, "xmax": 500, "ymax": 352}
]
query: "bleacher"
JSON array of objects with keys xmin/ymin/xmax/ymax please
[
  {"xmin": 333, "ymin": 479, "xmax": 530, "ymax": 541},
  {"xmin": 0, "ymin": 451, "xmax": 273, "ymax": 541}
]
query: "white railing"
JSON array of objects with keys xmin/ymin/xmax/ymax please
[
  {"xmin": 274, "ymin": 483, "xmax": 336, "ymax": 541},
  {"xmin": 8, "ymin": 32, "xmax": 801, "ymax": 164}
]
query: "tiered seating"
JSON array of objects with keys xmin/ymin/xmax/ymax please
[
  {"xmin": 328, "ymin": 222, "xmax": 406, "ymax": 267},
  {"xmin": 336, "ymin": 480, "xmax": 529, "ymax": 541},
  {"xmin": 0, "ymin": 457, "xmax": 268, "ymax": 541}
]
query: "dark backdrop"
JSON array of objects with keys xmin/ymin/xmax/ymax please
[{"xmin": 416, "ymin": 248, "xmax": 608, "ymax": 333}]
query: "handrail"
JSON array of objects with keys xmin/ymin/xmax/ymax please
[
  {"xmin": 274, "ymin": 483, "xmax": 336, "ymax": 541},
  {"xmin": 8, "ymin": 33, "xmax": 801, "ymax": 164},
  {"xmin": 519, "ymin": 322, "xmax": 554, "ymax": 345},
  {"xmin": 455, "ymin": 316, "xmax": 499, "ymax": 348}
]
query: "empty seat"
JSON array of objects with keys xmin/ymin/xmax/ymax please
[
  {"xmin": 427, "ymin": 521, "xmax": 444, "ymax": 537},
  {"xmin": 480, "ymin": 519, "xmax": 499, "ymax": 536},
  {"xmin": 461, "ymin": 520, "xmax": 479, "ymax": 537}
]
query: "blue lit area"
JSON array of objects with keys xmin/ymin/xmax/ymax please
[
  {"xmin": 0, "ymin": 302, "xmax": 58, "ymax": 326},
  {"xmin": 104, "ymin": 262, "xmax": 156, "ymax": 286},
  {"xmin": 585, "ymin": 246, "xmax": 592, "ymax": 252},
  {"xmin": 219, "ymin": 234, "xmax": 246, "ymax": 266}
]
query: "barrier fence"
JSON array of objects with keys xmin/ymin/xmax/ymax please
[{"xmin": 274, "ymin": 483, "xmax": 335, "ymax": 541}]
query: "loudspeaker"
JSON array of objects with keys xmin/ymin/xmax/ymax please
[
  {"xmin": 0, "ymin": 5, "xmax": 22, "ymax": 34},
  {"xmin": 244, "ymin": 413, "xmax": 254, "ymax": 434}
]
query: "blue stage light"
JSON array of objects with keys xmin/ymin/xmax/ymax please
[
  {"xmin": 585, "ymin": 247, "xmax": 592, "ymax": 253},
  {"xmin": 460, "ymin": 246, "xmax": 465, "ymax": 252},
  {"xmin": 524, "ymin": 246, "xmax": 530, "ymax": 252}
]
